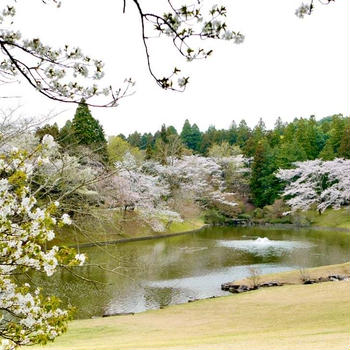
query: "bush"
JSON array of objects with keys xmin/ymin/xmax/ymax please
[{"xmin": 204, "ymin": 209, "xmax": 228, "ymax": 225}]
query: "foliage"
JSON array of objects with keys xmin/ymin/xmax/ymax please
[
  {"xmin": 35, "ymin": 123, "xmax": 60, "ymax": 142},
  {"xmin": 0, "ymin": 136, "xmax": 85, "ymax": 350},
  {"xmin": 107, "ymin": 136, "xmax": 143, "ymax": 164},
  {"xmin": 180, "ymin": 119, "xmax": 202, "ymax": 152},
  {"xmin": 71, "ymin": 100, "xmax": 108, "ymax": 161},
  {"xmin": 250, "ymin": 140, "xmax": 281, "ymax": 208},
  {"xmin": 208, "ymin": 142, "xmax": 241, "ymax": 158},
  {"xmin": 104, "ymin": 153, "xmax": 247, "ymax": 231}
]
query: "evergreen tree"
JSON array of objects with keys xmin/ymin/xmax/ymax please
[
  {"xmin": 338, "ymin": 123, "xmax": 350, "ymax": 158},
  {"xmin": 160, "ymin": 124, "xmax": 169, "ymax": 144},
  {"xmin": 127, "ymin": 131, "xmax": 142, "ymax": 148},
  {"xmin": 236, "ymin": 119, "xmax": 251, "ymax": 148},
  {"xmin": 71, "ymin": 99, "xmax": 108, "ymax": 161},
  {"xmin": 180, "ymin": 119, "xmax": 202, "ymax": 152},
  {"xmin": 269, "ymin": 117, "xmax": 284, "ymax": 147},
  {"xmin": 35, "ymin": 123, "xmax": 60, "ymax": 141},
  {"xmin": 250, "ymin": 139, "xmax": 281, "ymax": 208},
  {"xmin": 140, "ymin": 133, "xmax": 153, "ymax": 150},
  {"xmin": 275, "ymin": 141, "xmax": 307, "ymax": 168},
  {"xmin": 304, "ymin": 116, "xmax": 319, "ymax": 159},
  {"xmin": 167, "ymin": 125, "xmax": 178, "ymax": 135},
  {"xmin": 145, "ymin": 143, "xmax": 153, "ymax": 160},
  {"xmin": 228, "ymin": 120, "xmax": 238, "ymax": 145},
  {"xmin": 243, "ymin": 118, "xmax": 266, "ymax": 157},
  {"xmin": 328, "ymin": 114, "xmax": 345, "ymax": 153},
  {"xmin": 58, "ymin": 120, "xmax": 75, "ymax": 147},
  {"xmin": 199, "ymin": 132, "xmax": 212, "ymax": 155},
  {"xmin": 319, "ymin": 141, "xmax": 335, "ymax": 160},
  {"xmin": 117, "ymin": 133, "xmax": 127, "ymax": 141}
]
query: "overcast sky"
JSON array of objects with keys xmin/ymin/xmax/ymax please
[{"xmin": 3, "ymin": 0, "xmax": 349, "ymax": 136}]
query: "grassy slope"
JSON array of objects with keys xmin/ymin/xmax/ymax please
[
  {"xmin": 306, "ymin": 207, "xmax": 350, "ymax": 229},
  {"xmin": 234, "ymin": 262, "xmax": 349, "ymax": 285},
  {"xmin": 32, "ymin": 277, "xmax": 350, "ymax": 350},
  {"xmin": 53, "ymin": 213, "xmax": 204, "ymax": 246},
  {"xmin": 52, "ymin": 207, "xmax": 349, "ymax": 247}
]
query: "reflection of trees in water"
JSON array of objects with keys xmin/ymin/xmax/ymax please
[
  {"xmin": 25, "ymin": 227, "xmax": 350, "ymax": 318},
  {"xmin": 143, "ymin": 287, "xmax": 186, "ymax": 309},
  {"xmin": 27, "ymin": 265, "xmax": 110, "ymax": 319}
]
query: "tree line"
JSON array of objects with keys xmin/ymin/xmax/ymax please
[{"xmin": 36, "ymin": 101, "xmax": 350, "ymax": 209}]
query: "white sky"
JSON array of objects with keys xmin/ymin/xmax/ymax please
[{"xmin": 2, "ymin": 0, "xmax": 349, "ymax": 136}]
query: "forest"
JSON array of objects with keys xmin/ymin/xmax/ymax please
[{"xmin": 21, "ymin": 101, "xmax": 350, "ymax": 236}]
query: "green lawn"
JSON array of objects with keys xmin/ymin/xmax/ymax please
[
  {"xmin": 31, "ymin": 266, "xmax": 350, "ymax": 350},
  {"xmin": 307, "ymin": 207, "xmax": 350, "ymax": 229}
]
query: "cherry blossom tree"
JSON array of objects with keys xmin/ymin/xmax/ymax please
[
  {"xmin": 106, "ymin": 152, "xmax": 182, "ymax": 232},
  {"xmin": 0, "ymin": 135, "xmax": 85, "ymax": 350},
  {"xmin": 277, "ymin": 158, "xmax": 350, "ymax": 213},
  {"xmin": 113, "ymin": 154, "xmax": 248, "ymax": 227}
]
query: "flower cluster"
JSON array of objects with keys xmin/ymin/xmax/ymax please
[
  {"xmin": 108, "ymin": 153, "xmax": 246, "ymax": 231},
  {"xmin": 0, "ymin": 1, "xmax": 133, "ymax": 106},
  {"xmin": 0, "ymin": 135, "xmax": 85, "ymax": 349},
  {"xmin": 277, "ymin": 158, "xmax": 350, "ymax": 212}
]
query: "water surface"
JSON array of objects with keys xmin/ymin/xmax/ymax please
[{"xmin": 34, "ymin": 226, "xmax": 350, "ymax": 318}]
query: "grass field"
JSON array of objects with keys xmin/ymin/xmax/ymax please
[
  {"xmin": 305, "ymin": 207, "xmax": 350, "ymax": 230},
  {"xmin": 31, "ymin": 265, "xmax": 350, "ymax": 350},
  {"xmin": 53, "ymin": 213, "xmax": 205, "ymax": 246}
]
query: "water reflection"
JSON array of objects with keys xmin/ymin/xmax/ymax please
[
  {"xmin": 217, "ymin": 237, "xmax": 314, "ymax": 256},
  {"xmin": 33, "ymin": 226, "xmax": 349, "ymax": 318}
]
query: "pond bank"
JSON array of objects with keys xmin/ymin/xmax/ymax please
[
  {"xmin": 221, "ymin": 262, "xmax": 350, "ymax": 293},
  {"xmin": 69, "ymin": 221, "xmax": 349, "ymax": 249},
  {"xmin": 31, "ymin": 264, "xmax": 350, "ymax": 350},
  {"xmin": 71, "ymin": 224, "xmax": 209, "ymax": 248}
]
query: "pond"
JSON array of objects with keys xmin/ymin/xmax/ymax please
[{"xmin": 34, "ymin": 226, "xmax": 350, "ymax": 319}]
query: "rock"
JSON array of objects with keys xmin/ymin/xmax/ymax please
[
  {"xmin": 221, "ymin": 283, "xmax": 232, "ymax": 291},
  {"xmin": 303, "ymin": 279, "xmax": 316, "ymax": 285},
  {"xmin": 102, "ymin": 312, "xmax": 135, "ymax": 317}
]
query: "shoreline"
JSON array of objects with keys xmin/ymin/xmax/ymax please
[
  {"xmin": 69, "ymin": 222, "xmax": 349, "ymax": 249},
  {"xmin": 70, "ymin": 224, "xmax": 209, "ymax": 248}
]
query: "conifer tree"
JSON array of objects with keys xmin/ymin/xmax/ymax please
[
  {"xmin": 338, "ymin": 123, "xmax": 350, "ymax": 159},
  {"xmin": 319, "ymin": 141, "xmax": 335, "ymax": 160},
  {"xmin": 236, "ymin": 119, "xmax": 251, "ymax": 148},
  {"xmin": 71, "ymin": 99, "xmax": 108, "ymax": 161},
  {"xmin": 250, "ymin": 139, "xmax": 281, "ymax": 207},
  {"xmin": 181, "ymin": 119, "xmax": 202, "ymax": 152}
]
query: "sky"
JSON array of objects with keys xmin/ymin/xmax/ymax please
[{"xmin": 2, "ymin": 0, "xmax": 349, "ymax": 136}]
